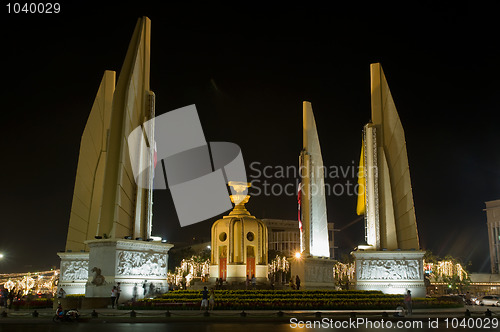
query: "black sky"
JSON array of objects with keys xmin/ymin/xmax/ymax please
[{"xmin": 0, "ymin": 2, "xmax": 499, "ymax": 273}]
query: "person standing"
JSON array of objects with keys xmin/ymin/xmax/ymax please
[
  {"xmin": 295, "ymin": 275, "xmax": 301, "ymax": 290},
  {"xmin": 132, "ymin": 284, "xmax": 138, "ymax": 302},
  {"xmin": 200, "ymin": 286, "xmax": 209, "ymax": 311},
  {"xmin": 404, "ymin": 290, "xmax": 412, "ymax": 316},
  {"xmin": 116, "ymin": 283, "xmax": 121, "ymax": 304},
  {"xmin": 1, "ymin": 289, "xmax": 7, "ymax": 307},
  {"xmin": 251, "ymin": 275, "xmax": 256, "ymax": 289},
  {"xmin": 465, "ymin": 291, "xmax": 472, "ymax": 305},
  {"xmin": 57, "ymin": 287, "xmax": 66, "ymax": 299},
  {"xmin": 111, "ymin": 286, "xmax": 117, "ymax": 308},
  {"xmin": 149, "ymin": 282, "xmax": 155, "ymax": 297},
  {"xmin": 8, "ymin": 289, "xmax": 15, "ymax": 309},
  {"xmin": 209, "ymin": 288, "xmax": 215, "ymax": 311}
]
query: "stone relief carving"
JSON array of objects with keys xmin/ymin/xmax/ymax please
[
  {"xmin": 116, "ymin": 251, "xmax": 167, "ymax": 277},
  {"xmin": 304, "ymin": 264, "xmax": 333, "ymax": 282},
  {"xmin": 358, "ymin": 259, "xmax": 421, "ymax": 280},
  {"xmin": 61, "ymin": 260, "xmax": 88, "ymax": 281},
  {"xmin": 91, "ymin": 267, "xmax": 106, "ymax": 286}
]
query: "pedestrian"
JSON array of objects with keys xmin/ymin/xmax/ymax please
[
  {"xmin": 57, "ymin": 287, "xmax": 66, "ymax": 299},
  {"xmin": 111, "ymin": 286, "xmax": 117, "ymax": 308},
  {"xmin": 1, "ymin": 289, "xmax": 7, "ymax": 307},
  {"xmin": 289, "ymin": 279, "xmax": 295, "ymax": 290},
  {"xmin": 200, "ymin": 286, "xmax": 209, "ymax": 311},
  {"xmin": 116, "ymin": 282, "xmax": 121, "ymax": 304},
  {"xmin": 149, "ymin": 282, "xmax": 154, "ymax": 296},
  {"xmin": 251, "ymin": 274, "xmax": 256, "ymax": 289},
  {"xmin": 295, "ymin": 275, "xmax": 301, "ymax": 290},
  {"xmin": 8, "ymin": 289, "xmax": 14, "ymax": 309},
  {"xmin": 404, "ymin": 290, "xmax": 412, "ymax": 316},
  {"xmin": 245, "ymin": 275, "xmax": 250, "ymax": 289},
  {"xmin": 132, "ymin": 283, "xmax": 138, "ymax": 302},
  {"xmin": 215, "ymin": 278, "xmax": 219, "ymax": 290},
  {"xmin": 209, "ymin": 288, "xmax": 215, "ymax": 310},
  {"xmin": 465, "ymin": 291, "xmax": 472, "ymax": 305},
  {"xmin": 143, "ymin": 281, "xmax": 148, "ymax": 296}
]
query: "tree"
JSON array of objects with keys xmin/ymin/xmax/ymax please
[{"xmin": 423, "ymin": 250, "xmax": 471, "ymax": 294}]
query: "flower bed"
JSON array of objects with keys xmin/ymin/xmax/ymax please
[
  {"xmin": 123, "ymin": 290, "xmax": 463, "ymax": 310},
  {"xmin": 13, "ymin": 298, "xmax": 54, "ymax": 309}
]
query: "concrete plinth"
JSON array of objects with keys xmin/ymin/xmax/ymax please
[
  {"xmin": 352, "ymin": 250, "xmax": 426, "ymax": 297},
  {"xmin": 84, "ymin": 239, "xmax": 173, "ymax": 303},
  {"xmin": 290, "ymin": 257, "xmax": 336, "ymax": 289}
]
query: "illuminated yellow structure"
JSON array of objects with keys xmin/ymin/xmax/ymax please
[
  {"xmin": 65, "ymin": 17, "xmax": 154, "ymax": 250},
  {"xmin": 58, "ymin": 17, "xmax": 173, "ymax": 303},
  {"xmin": 353, "ymin": 63, "xmax": 425, "ymax": 297},
  {"xmin": 358, "ymin": 63, "xmax": 420, "ymax": 250},
  {"xmin": 210, "ymin": 182, "xmax": 268, "ymax": 283}
]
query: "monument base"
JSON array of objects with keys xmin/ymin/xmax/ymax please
[
  {"xmin": 84, "ymin": 239, "xmax": 173, "ymax": 303},
  {"xmin": 57, "ymin": 252, "xmax": 89, "ymax": 295},
  {"xmin": 352, "ymin": 250, "xmax": 426, "ymax": 298},
  {"xmin": 59, "ymin": 239, "xmax": 173, "ymax": 304},
  {"xmin": 290, "ymin": 257, "xmax": 336, "ymax": 289}
]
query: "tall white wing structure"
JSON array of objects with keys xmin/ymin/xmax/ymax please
[
  {"xmin": 299, "ymin": 101, "xmax": 330, "ymax": 257},
  {"xmin": 65, "ymin": 71, "xmax": 115, "ymax": 251},
  {"xmin": 362, "ymin": 63, "xmax": 420, "ymax": 250},
  {"xmin": 66, "ymin": 17, "xmax": 155, "ymax": 250}
]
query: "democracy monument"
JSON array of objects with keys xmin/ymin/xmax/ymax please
[
  {"xmin": 352, "ymin": 63, "xmax": 425, "ymax": 297},
  {"xmin": 56, "ymin": 16, "xmax": 426, "ymax": 303},
  {"xmin": 58, "ymin": 17, "xmax": 172, "ymax": 303},
  {"xmin": 290, "ymin": 101, "xmax": 336, "ymax": 288}
]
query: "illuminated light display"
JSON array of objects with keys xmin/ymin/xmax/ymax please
[
  {"xmin": 268, "ymin": 255, "xmax": 290, "ymax": 274},
  {"xmin": 1, "ymin": 270, "xmax": 59, "ymax": 295},
  {"xmin": 423, "ymin": 260, "xmax": 468, "ymax": 282},
  {"xmin": 168, "ymin": 256, "xmax": 210, "ymax": 287},
  {"xmin": 333, "ymin": 262, "xmax": 355, "ymax": 282}
]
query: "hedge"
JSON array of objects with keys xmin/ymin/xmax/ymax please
[{"xmin": 122, "ymin": 290, "xmax": 463, "ymax": 310}]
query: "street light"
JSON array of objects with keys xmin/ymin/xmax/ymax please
[{"xmin": 0, "ymin": 253, "xmax": 4, "ymax": 259}]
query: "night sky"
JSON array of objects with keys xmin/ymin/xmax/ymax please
[{"xmin": 1, "ymin": 3, "xmax": 499, "ymax": 273}]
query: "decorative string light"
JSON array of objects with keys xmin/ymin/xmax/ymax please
[
  {"xmin": 1, "ymin": 270, "xmax": 59, "ymax": 295},
  {"xmin": 423, "ymin": 260, "xmax": 468, "ymax": 282},
  {"xmin": 268, "ymin": 255, "xmax": 290, "ymax": 274},
  {"xmin": 167, "ymin": 256, "xmax": 210, "ymax": 287},
  {"xmin": 333, "ymin": 262, "xmax": 355, "ymax": 281}
]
